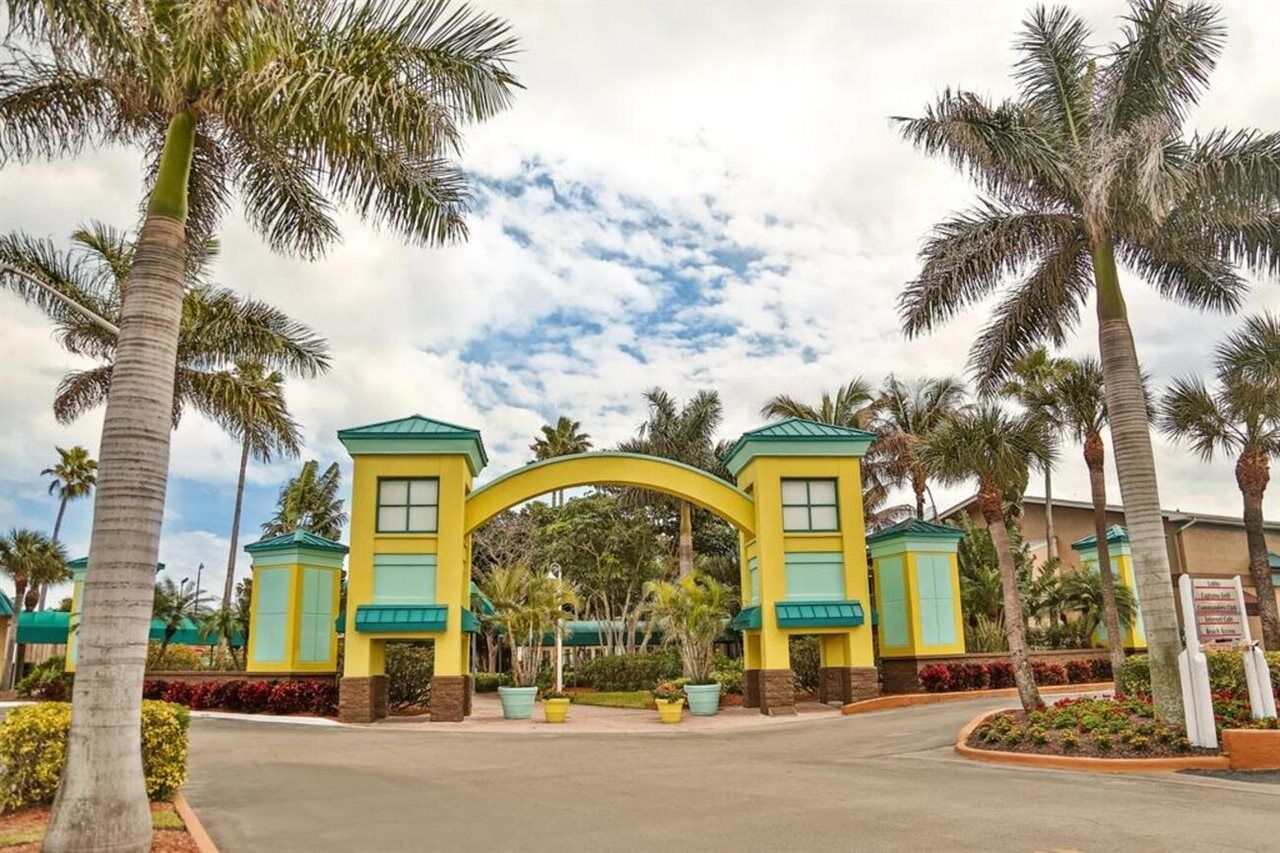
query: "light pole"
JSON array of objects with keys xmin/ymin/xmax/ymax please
[{"xmin": 549, "ymin": 562, "xmax": 563, "ymax": 694}]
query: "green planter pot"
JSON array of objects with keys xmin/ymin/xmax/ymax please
[
  {"xmin": 497, "ymin": 686, "xmax": 538, "ymax": 719},
  {"xmin": 684, "ymin": 683, "xmax": 721, "ymax": 716}
]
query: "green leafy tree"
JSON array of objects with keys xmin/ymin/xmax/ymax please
[
  {"xmin": 529, "ymin": 416, "xmax": 592, "ymax": 507},
  {"xmin": 618, "ymin": 388, "xmax": 729, "ymax": 577},
  {"xmin": 1060, "ymin": 569, "xmax": 1138, "ymax": 646},
  {"xmin": 2, "ymin": 1, "xmax": 518, "ymax": 842},
  {"xmin": 870, "ymin": 375, "xmax": 968, "ymax": 520},
  {"xmin": 0, "ymin": 530, "xmax": 69, "ymax": 687},
  {"xmin": 480, "ymin": 563, "xmax": 578, "ymax": 687},
  {"xmin": 922, "ymin": 406, "xmax": 1054, "ymax": 712},
  {"xmin": 999, "ymin": 348, "xmax": 1070, "ymax": 559},
  {"xmin": 1160, "ymin": 313, "xmax": 1280, "ymax": 649},
  {"xmin": 645, "ymin": 572, "xmax": 732, "ymax": 683},
  {"xmin": 262, "ymin": 460, "xmax": 347, "ymax": 541},
  {"xmin": 196, "ymin": 605, "xmax": 247, "ymax": 670},
  {"xmin": 38, "ymin": 445, "xmax": 97, "ymax": 609},
  {"xmin": 1046, "ymin": 358, "xmax": 1127, "ymax": 684},
  {"xmin": 895, "ymin": 1, "xmax": 1277, "ymax": 721}
]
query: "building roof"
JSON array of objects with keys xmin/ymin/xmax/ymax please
[
  {"xmin": 337, "ymin": 414, "xmax": 489, "ymax": 474},
  {"xmin": 936, "ymin": 493, "xmax": 1280, "ymax": 532},
  {"xmin": 723, "ymin": 418, "xmax": 875, "ymax": 476},
  {"xmin": 245, "ymin": 530, "xmax": 349, "ymax": 555},
  {"xmin": 865, "ymin": 518, "xmax": 964, "ymax": 544},
  {"xmin": 1071, "ymin": 525, "xmax": 1131, "ymax": 549},
  {"xmin": 14, "ymin": 610, "xmax": 243, "ymax": 646}
]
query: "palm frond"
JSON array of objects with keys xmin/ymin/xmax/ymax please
[
  {"xmin": 180, "ymin": 285, "xmax": 332, "ymax": 377},
  {"xmin": 1158, "ymin": 375, "xmax": 1240, "ymax": 460},
  {"xmin": 0, "ymin": 231, "xmax": 115, "ymax": 324},
  {"xmin": 1214, "ymin": 312, "xmax": 1280, "ymax": 390},
  {"xmin": 1117, "ymin": 236, "xmax": 1246, "ymax": 313},
  {"xmin": 52, "ymin": 365, "xmax": 115, "ymax": 424},
  {"xmin": 0, "ymin": 54, "xmax": 115, "ymax": 161},
  {"xmin": 1013, "ymin": 5, "xmax": 1094, "ymax": 149},
  {"xmin": 186, "ymin": 365, "xmax": 302, "ymax": 463}
]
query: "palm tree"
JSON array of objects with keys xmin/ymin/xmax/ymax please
[
  {"xmin": 529, "ymin": 417, "xmax": 592, "ymax": 507},
  {"xmin": 2, "ymin": 3, "xmax": 519, "ymax": 841},
  {"xmin": 1160, "ymin": 313, "xmax": 1280, "ymax": 649},
  {"xmin": 619, "ymin": 389, "xmax": 727, "ymax": 577},
  {"xmin": 894, "ymin": 1, "xmax": 1277, "ymax": 722},
  {"xmin": 149, "ymin": 578, "xmax": 206, "ymax": 669},
  {"xmin": 761, "ymin": 379, "xmax": 910, "ymax": 529},
  {"xmin": 1061, "ymin": 570, "xmax": 1138, "ymax": 649},
  {"xmin": 922, "ymin": 406, "xmax": 1053, "ymax": 713},
  {"xmin": 999, "ymin": 348, "xmax": 1070, "ymax": 560},
  {"xmin": 1047, "ymin": 358, "xmax": 1126, "ymax": 684},
  {"xmin": 479, "ymin": 563, "xmax": 578, "ymax": 688},
  {"xmin": 0, "ymin": 224, "xmax": 331, "ymax": 427},
  {"xmin": 200, "ymin": 363, "xmax": 303, "ymax": 615},
  {"xmin": 0, "ymin": 529, "xmax": 69, "ymax": 687},
  {"xmin": 262, "ymin": 461, "xmax": 348, "ymax": 541},
  {"xmin": 38, "ymin": 445, "xmax": 97, "ymax": 609},
  {"xmin": 871, "ymin": 375, "xmax": 968, "ymax": 520},
  {"xmin": 645, "ymin": 572, "xmax": 732, "ymax": 683},
  {"xmin": 197, "ymin": 605, "xmax": 247, "ymax": 669}
]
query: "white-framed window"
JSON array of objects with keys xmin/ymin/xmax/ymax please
[
  {"xmin": 781, "ymin": 479, "xmax": 839, "ymax": 532},
  {"xmin": 377, "ymin": 478, "xmax": 439, "ymax": 533}
]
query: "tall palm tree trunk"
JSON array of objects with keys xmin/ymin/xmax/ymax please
[
  {"xmin": 912, "ymin": 469, "xmax": 926, "ymax": 520},
  {"xmin": 46, "ymin": 111, "xmax": 194, "ymax": 853},
  {"xmin": 1043, "ymin": 468, "xmax": 1057, "ymax": 561},
  {"xmin": 678, "ymin": 500, "xmax": 693, "ymax": 577},
  {"xmin": 222, "ymin": 435, "xmax": 251, "ymax": 613},
  {"xmin": 37, "ymin": 496, "xmax": 70, "ymax": 611},
  {"xmin": 1237, "ymin": 447, "xmax": 1279, "ymax": 650},
  {"xmin": 980, "ymin": 487, "xmax": 1040, "ymax": 713},
  {"xmin": 1092, "ymin": 240, "xmax": 1183, "ymax": 723},
  {"xmin": 1085, "ymin": 431, "xmax": 1125, "ymax": 690},
  {"xmin": 3, "ymin": 577, "xmax": 28, "ymax": 689}
]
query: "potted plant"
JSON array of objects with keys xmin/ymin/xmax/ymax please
[
  {"xmin": 646, "ymin": 572, "xmax": 732, "ymax": 716},
  {"xmin": 542, "ymin": 688, "xmax": 571, "ymax": 723},
  {"xmin": 653, "ymin": 681, "xmax": 685, "ymax": 724},
  {"xmin": 481, "ymin": 563, "xmax": 578, "ymax": 720}
]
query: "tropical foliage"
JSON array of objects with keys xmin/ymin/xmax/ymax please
[
  {"xmin": 40, "ymin": 445, "xmax": 97, "ymax": 545},
  {"xmin": 871, "ymin": 375, "xmax": 968, "ymax": 520},
  {"xmin": 149, "ymin": 578, "xmax": 206, "ymax": 668},
  {"xmin": 262, "ymin": 461, "xmax": 347, "ymax": 540},
  {"xmin": 897, "ymin": 0, "xmax": 1278, "ymax": 721},
  {"xmin": 646, "ymin": 572, "xmax": 732, "ymax": 684},
  {"xmin": 530, "ymin": 416, "xmax": 592, "ymax": 507},
  {"xmin": 480, "ymin": 563, "xmax": 578, "ymax": 688},
  {"xmin": 0, "ymin": 529, "xmax": 69, "ymax": 687}
]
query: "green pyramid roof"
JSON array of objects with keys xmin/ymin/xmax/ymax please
[
  {"xmin": 865, "ymin": 518, "xmax": 965, "ymax": 544},
  {"xmin": 337, "ymin": 414, "xmax": 488, "ymax": 474},
  {"xmin": 245, "ymin": 530, "xmax": 349, "ymax": 555},
  {"xmin": 724, "ymin": 418, "xmax": 875, "ymax": 475},
  {"xmin": 1071, "ymin": 525, "xmax": 1130, "ymax": 550}
]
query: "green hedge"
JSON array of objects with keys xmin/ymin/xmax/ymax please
[
  {"xmin": 385, "ymin": 643, "xmax": 433, "ymax": 708},
  {"xmin": 474, "ymin": 672, "xmax": 512, "ymax": 693},
  {"xmin": 1119, "ymin": 651, "xmax": 1280, "ymax": 698},
  {"xmin": 710, "ymin": 656, "xmax": 743, "ymax": 695},
  {"xmin": 576, "ymin": 649, "xmax": 682, "ymax": 691},
  {"xmin": 0, "ymin": 700, "xmax": 189, "ymax": 811}
]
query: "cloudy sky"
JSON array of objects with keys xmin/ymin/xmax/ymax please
[{"xmin": 1, "ymin": 1, "xmax": 1277, "ymax": 602}]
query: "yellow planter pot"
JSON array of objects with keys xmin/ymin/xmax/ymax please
[
  {"xmin": 543, "ymin": 698, "xmax": 570, "ymax": 723},
  {"xmin": 655, "ymin": 698, "xmax": 684, "ymax": 724}
]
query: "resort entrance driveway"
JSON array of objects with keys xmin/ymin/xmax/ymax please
[{"xmin": 184, "ymin": 696, "xmax": 1278, "ymax": 852}]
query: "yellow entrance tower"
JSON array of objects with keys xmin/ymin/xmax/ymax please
[
  {"xmin": 725, "ymin": 419, "xmax": 879, "ymax": 713},
  {"xmin": 1071, "ymin": 525, "xmax": 1146, "ymax": 649}
]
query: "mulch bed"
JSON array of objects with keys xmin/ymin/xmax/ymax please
[{"xmin": 0, "ymin": 803, "xmax": 198, "ymax": 852}]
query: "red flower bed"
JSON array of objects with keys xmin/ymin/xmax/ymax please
[
  {"xmin": 919, "ymin": 658, "xmax": 1106, "ymax": 693},
  {"xmin": 140, "ymin": 678, "xmax": 338, "ymax": 716}
]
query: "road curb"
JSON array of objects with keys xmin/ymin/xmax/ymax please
[
  {"xmin": 174, "ymin": 791, "xmax": 219, "ymax": 853},
  {"xmin": 842, "ymin": 681, "xmax": 1114, "ymax": 715},
  {"xmin": 953, "ymin": 708, "xmax": 1230, "ymax": 773}
]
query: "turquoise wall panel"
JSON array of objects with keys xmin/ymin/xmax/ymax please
[
  {"xmin": 748, "ymin": 557, "xmax": 760, "ymax": 605},
  {"xmin": 877, "ymin": 556, "xmax": 908, "ymax": 647},
  {"xmin": 373, "ymin": 554, "xmax": 436, "ymax": 605},
  {"xmin": 255, "ymin": 567, "xmax": 289, "ymax": 662},
  {"xmin": 299, "ymin": 567, "xmax": 334, "ymax": 662},
  {"xmin": 784, "ymin": 552, "xmax": 845, "ymax": 601},
  {"xmin": 916, "ymin": 554, "xmax": 956, "ymax": 646}
]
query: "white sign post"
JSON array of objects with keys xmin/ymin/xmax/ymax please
[{"xmin": 1178, "ymin": 574, "xmax": 1277, "ymax": 749}]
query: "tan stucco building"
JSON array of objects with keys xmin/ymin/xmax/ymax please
[{"xmin": 939, "ymin": 495, "xmax": 1280, "ymax": 642}]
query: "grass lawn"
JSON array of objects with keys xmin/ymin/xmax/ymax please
[{"xmin": 570, "ymin": 691, "xmax": 651, "ymax": 709}]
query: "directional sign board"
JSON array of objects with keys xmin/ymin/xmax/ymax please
[{"xmin": 1189, "ymin": 577, "xmax": 1248, "ymax": 645}]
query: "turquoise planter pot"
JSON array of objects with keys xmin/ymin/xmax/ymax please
[
  {"xmin": 684, "ymin": 683, "xmax": 721, "ymax": 716},
  {"xmin": 498, "ymin": 686, "xmax": 538, "ymax": 719}
]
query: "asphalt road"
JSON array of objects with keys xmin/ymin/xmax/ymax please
[{"xmin": 184, "ymin": 698, "xmax": 1279, "ymax": 852}]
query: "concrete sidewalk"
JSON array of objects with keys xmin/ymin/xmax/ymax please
[{"xmin": 183, "ymin": 694, "xmax": 1279, "ymax": 853}]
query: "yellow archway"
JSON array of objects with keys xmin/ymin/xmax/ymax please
[{"xmin": 463, "ymin": 452, "xmax": 756, "ymax": 535}]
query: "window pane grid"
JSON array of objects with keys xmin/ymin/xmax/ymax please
[
  {"xmin": 781, "ymin": 479, "xmax": 839, "ymax": 532},
  {"xmin": 377, "ymin": 478, "xmax": 439, "ymax": 533}
]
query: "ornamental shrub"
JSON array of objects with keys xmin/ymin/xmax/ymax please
[
  {"xmin": 577, "ymin": 649, "xmax": 682, "ymax": 691},
  {"xmin": 986, "ymin": 661, "xmax": 1016, "ymax": 689},
  {"xmin": 161, "ymin": 681, "xmax": 193, "ymax": 705},
  {"xmin": 919, "ymin": 664, "xmax": 952, "ymax": 692},
  {"xmin": 143, "ymin": 679, "xmax": 169, "ymax": 700},
  {"xmin": 711, "ymin": 656, "xmax": 744, "ymax": 695},
  {"xmin": 1121, "ymin": 651, "xmax": 1280, "ymax": 699},
  {"xmin": 386, "ymin": 642, "xmax": 434, "ymax": 708},
  {"xmin": 1065, "ymin": 659, "xmax": 1093, "ymax": 684},
  {"xmin": 15, "ymin": 656, "xmax": 71, "ymax": 701},
  {"xmin": 187, "ymin": 681, "xmax": 220, "ymax": 710},
  {"xmin": 267, "ymin": 681, "xmax": 310, "ymax": 714},
  {"xmin": 959, "ymin": 662, "xmax": 988, "ymax": 690},
  {"xmin": 0, "ymin": 700, "xmax": 188, "ymax": 811},
  {"xmin": 474, "ymin": 672, "xmax": 511, "ymax": 693},
  {"xmin": 1031, "ymin": 661, "xmax": 1068, "ymax": 686},
  {"xmin": 790, "ymin": 636, "xmax": 821, "ymax": 692},
  {"xmin": 237, "ymin": 680, "xmax": 272, "ymax": 713}
]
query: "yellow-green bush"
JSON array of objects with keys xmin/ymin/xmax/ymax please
[{"xmin": 0, "ymin": 700, "xmax": 189, "ymax": 811}]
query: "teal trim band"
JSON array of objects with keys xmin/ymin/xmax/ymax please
[
  {"xmin": 868, "ymin": 536, "xmax": 962, "ymax": 558},
  {"xmin": 249, "ymin": 550, "xmax": 347, "ymax": 569},
  {"xmin": 775, "ymin": 600, "xmax": 865, "ymax": 628},
  {"xmin": 725, "ymin": 439, "xmax": 872, "ymax": 476},
  {"xmin": 354, "ymin": 604, "xmax": 448, "ymax": 633},
  {"xmin": 731, "ymin": 605, "xmax": 762, "ymax": 631}
]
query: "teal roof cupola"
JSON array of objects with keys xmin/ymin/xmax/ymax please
[
  {"xmin": 1071, "ymin": 525, "xmax": 1130, "ymax": 550},
  {"xmin": 337, "ymin": 414, "xmax": 488, "ymax": 475},
  {"xmin": 245, "ymin": 530, "xmax": 349, "ymax": 556},
  {"xmin": 865, "ymin": 518, "xmax": 965, "ymax": 544},
  {"xmin": 723, "ymin": 418, "xmax": 875, "ymax": 476}
]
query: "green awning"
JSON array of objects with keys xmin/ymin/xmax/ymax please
[
  {"xmin": 731, "ymin": 606, "xmax": 761, "ymax": 631},
  {"xmin": 355, "ymin": 604, "xmax": 447, "ymax": 633},
  {"xmin": 16, "ymin": 610, "xmax": 70, "ymax": 644},
  {"xmin": 775, "ymin": 600, "xmax": 865, "ymax": 628},
  {"xmin": 462, "ymin": 607, "xmax": 479, "ymax": 634},
  {"xmin": 0, "ymin": 591, "xmax": 12, "ymax": 619},
  {"xmin": 470, "ymin": 581, "xmax": 494, "ymax": 616}
]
